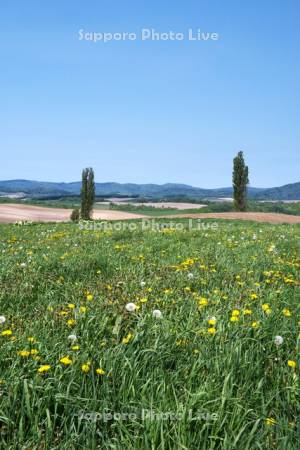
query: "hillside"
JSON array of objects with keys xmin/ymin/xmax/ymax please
[{"xmin": 0, "ymin": 179, "xmax": 300, "ymax": 200}]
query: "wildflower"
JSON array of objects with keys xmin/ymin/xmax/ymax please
[
  {"xmin": 265, "ymin": 417, "xmax": 276, "ymax": 426},
  {"xmin": 230, "ymin": 316, "xmax": 239, "ymax": 322},
  {"xmin": 60, "ymin": 356, "xmax": 72, "ymax": 366},
  {"xmin": 198, "ymin": 297, "xmax": 208, "ymax": 307},
  {"xmin": 71, "ymin": 345, "xmax": 80, "ymax": 351},
  {"xmin": 187, "ymin": 272, "xmax": 194, "ymax": 279},
  {"xmin": 243, "ymin": 309, "xmax": 252, "ymax": 315},
  {"xmin": 37, "ymin": 365, "xmax": 51, "ymax": 374},
  {"xmin": 96, "ymin": 368, "xmax": 105, "ymax": 375},
  {"xmin": 251, "ymin": 321, "xmax": 259, "ymax": 328},
  {"xmin": 288, "ymin": 360, "xmax": 296, "ymax": 368},
  {"xmin": 274, "ymin": 336, "xmax": 283, "ymax": 346},
  {"xmin": 207, "ymin": 316, "xmax": 216, "ymax": 325},
  {"xmin": 1, "ymin": 329, "xmax": 12, "ymax": 336},
  {"xmin": 81, "ymin": 363, "xmax": 91, "ymax": 373},
  {"xmin": 30, "ymin": 349, "xmax": 38, "ymax": 355},
  {"xmin": 67, "ymin": 319, "xmax": 76, "ymax": 327},
  {"xmin": 232, "ymin": 310, "xmax": 240, "ymax": 317},
  {"xmin": 140, "ymin": 281, "xmax": 146, "ymax": 287},
  {"xmin": 18, "ymin": 350, "xmax": 30, "ymax": 357},
  {"xmin": 125, "ymin": 303, "xmax": 136, "ymax": 312},
  {"xmin": 122, "ymin": 332, "xmax": 133, "ymax": 344},
  {"xmin": 0, "ymin": 316, "xmax": 6, "ymax": 324},
  {"xmin": 27, "ymin": 336, "xmax": 36, "ymax": 343},
  {"xmin": 207, "ymin": 327, "xmax": 216, "ymax": 335},
  {"xmin": 250, "ymin": 293, "xmax": 258, "ymax": 300},
  {"xmin": 283, "ymin": 308, "xmax": 292, "ymax": 317},
  {"xmin": 68, "ymin": 303, "xmax": 75, "ymax": 309},
  {"xmin": 262, "ymin": 304, "xmax": 270, "ymax": 311},
  {"xmin": 86, "ymin": 294, "xmax": 93, "ymax": 301},
  {"xmin": 79, "ymin": 306, "xmax": 87, "ymax": 313},
  {"xmin": 68, "ymin": 334, "xmax": 77, "ymax": 341},
  {"xmin": 152, "ymin": 309, "xmax": 162, "ymax": 319},
  {"xmin": 140, "ymin": 297, "xmax": 148, "ymax": 303}
]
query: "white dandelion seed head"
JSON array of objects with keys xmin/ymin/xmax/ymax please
[
  {"xmin": 187, "ymin": 273, "xmax": 194, "ymax": 279},
  {"xmin": 125, "ymin": 302, "xmax": 137, "ymax": 312},
  {"xmin": 140, "ymin": 281, "xmax": 146, "ymax": 287},
  {"xmin": 274, "ymin": 335, "xmax": 283, "ymax": 346},
  {"xmin": 68, "ymin": 334, "xmax": 77, "ymax": 341},
  {"xmin": 0, "ymin": 315, "xmax": 6, "ymax": 324},
  {"xmin": 152, "ymin": 309, "xmax": 162, "ymax": 319}
]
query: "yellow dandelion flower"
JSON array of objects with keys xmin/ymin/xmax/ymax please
[
  {"xmin": 251, "ymin": 321, "xmax": 259, "ymax": 328},
  {"xmin": 230, "ymin": 316, "xmax": 239, "ymax": 322},
  {"xmin": 232, "ymin": 309, "xmax": 240, "ymax": 316},
  {"xmin": 30, "ymin": 349, "xmax": 39, "ymax": 355},
  {"xmin": 288, "ymin": 360, "xmax": 296, "ymax": 368},
  {"xmin": 60, "ymin": 356, "xmax": 72, "ymax": 366},
  {"xmin": 243, "ymin": 309, "xmax": 252, "ymax": 315},
  {"xmin": 27, "ymin": 337, "xmax": 36, "ymax": 343},
  {"xmin": 1, "ymin": 329, "xmax": 13, "ymax": 336},
  {"xmin": 18, "ymin": 350, "xmax": 30, "ymax": 357},
  {"xmin": 81, "ymin": 363, "xmax": 91, "ymax": 373},
  {"xmin": 96, "ymin": 368, "xmax": 105, "ymax": 375},
  {"xmin": 67, "ymin": 319, "xmax": 76, "ymax": 327},
  {"xmin": 283, "ymin": 308, "xmax": 292, "ymax": 317},
  {"xmin": 37, "ymin": 365, "xmax": 51, "ymax": 373},
  {"xmin": 207, "ymin": 327, "xmax": 216, "ymax": 335},
  {"xmin": 265, "ymin": 417, "xmax": 276, "ymax": 426},
  {"xmin": 250, "ymin": 293, "xmax": 258, "ymax": 300},
  {"xmin": 71, "ymin": 345, "xmax": 80, "ymax": 351},
  {"xmin": 86, "ymin": 294, "xmax": 93, "ymax": 301},
  {"xmin": 68, "ymin": 303, "xmax": 75, "ymax": 309}
]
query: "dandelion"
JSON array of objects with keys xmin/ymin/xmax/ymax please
[
  {"xmin": 243, "ymin": 309, "xmax": 252, "ymax": 315},
  {"xmin": 0, "ymin": 316, "xmax": 6, "ymax": 324},
  {"xmin": 265, "ymin": 417, "xmax": 276, "ymax": 426},
  {"xmin": 283, "ymin": 308, "xmax": 292, "ymax": 317},
  {"xmin": 67, "ymin": 303, "xmax": 75, "ymax": 309},
  {"xmin": 27, "ymin": 336, "xmax": 36, "ymax": 343},
  {"xmin": 60, "ymin": 356, "xmax": 72, "ymax": 366},
  {"xmin": 250, "ymin": 293, "xmax": 258, "ymax": 300},
  {"xmin": 86, "ymin": 294, "xmax": 93, "ymax": 301},
  {"xmin": 67, "ymin": 319, "xmax": 76, "ymax": 327},
  {"xmin": 1, "ymin": 329, "xmax": 12, "ymax": 336},
  {"xmin": 96, "ymin": 368, "xmax": 105, "ymax": 375},
  {"xmin": 140, "ymin": 281, "xmax": 146, "ymax": 287},
  {"xmin": 230, "ymin": 316, "xmax": 239, "ymax": 322},
  {"xmin": 122, "ymin": 332, "xmax": 133, "ymax": 344},
  {"xmin": 18, "ymin": 350, "xmax": 30, "ymax": 357},
  {"xmin": 287, "ymin": 360, "xmax": 296, "ymax": 368},
  {"xmin": 251, "ymin": 321, "xmax": 259, "ymax": 328},
  {"xmin": 232, "ymin": 310, "xmax": 240, "ymax": 317},
  {"xmin": 30, "ymin": 349, "xmax": 39, "ymax": 355},
  {"xmin": 187, "ymin": 272, "xmax": 194, "ymax": 279},
  {"xmin": 207, "ymin": 327, "xmax": 216, "ymax": 335},
  {"xmin": 274, "ymin": 336, "xmax": 283, "ymax": 346},
  {"xmin": 125, "ymin": 303, "xmax": 136, "ymax": 312},
  {"xmin": 37, "ymin": 365, "xmax": 51, "ymax": 374},
  {"xmin": 68, "ymin": 334, "xmax": 77, "ymax": 341},
  {"xmin": 79, "ymin": 306, "xmax": 87, "ymax": 313},
  {"xmin": 81, "ymin": 362, "xmax": 91, "ymax": 373},
  {"xmin": 152, "ymin": 309, "xmax": 162, "ymax": 319},
  {"xmin": 207, "ymin": 316, "xmax": 216, "ymax": 325},
  {"xmin": 71, "ymin": 345, "xmax": 80, "ymax": 351}
]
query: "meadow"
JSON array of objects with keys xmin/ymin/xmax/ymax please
[{"xmin": 0, "ymin": 218, "xmax": 299, "ymax": 449}]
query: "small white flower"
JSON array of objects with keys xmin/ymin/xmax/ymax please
[
  {"xmin": 274, "ymin": 335, "xmax": 283, "ymax": 346},
  {"xmin": 140, "ymin": 281, "xmax": 146, "ymax": 287},
  {"xmin": 125, "ymin": 302, "xmax": 137, "ymax": 312},
  {"xmin": 68, "ymin": 334, "xmax": 77, "ymax": 341},
  {"xmin": 152, "ymin": 309, "xmax": 162, "ymax": 319},
  {"xmin": 20, "ymin": 263, "xmax": 26, "ymax": 268},
  {"xmin": 187, "ymin": 273, "xmax": 194, "ymax": 279},
  {"xmin": 0, "ymin": 315, "xmax": 6, "ymax": 324}
]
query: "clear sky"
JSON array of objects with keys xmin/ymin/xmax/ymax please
[{"xmin": 0, "ymin": 0, "xmax": 299, "ymax": 188}]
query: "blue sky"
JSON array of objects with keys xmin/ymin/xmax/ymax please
[{"xmin": 0, "ymin": 0, "xmax": 299, "ymax": 188}]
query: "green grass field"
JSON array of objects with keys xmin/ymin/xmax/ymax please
[{"xmin": 0, "ymin": 219, "xmax": 299, "ymax": 449}]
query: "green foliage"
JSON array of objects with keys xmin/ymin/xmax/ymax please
[
  {"xmin": 70, "ymin": 208, "xmax": 80, "ymax": 222},
  {"xmin": 80, "ymin": 168, "xmax": 95, "ymax": 220},
  {"xmin": 233, "ymin": 151, "xmax": 249, "ymax": 211}
]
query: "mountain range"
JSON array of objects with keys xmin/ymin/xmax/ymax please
[{"xmin": 0, "ymin": 179, "xmax": 300, "ymax": 200}]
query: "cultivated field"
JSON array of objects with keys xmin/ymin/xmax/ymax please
[
  {"xmin": 2, "ymin": 203, "xmax": 300, "ymax": 224},
  {"xmin": 0, "ymin": 219, "xmax": 299, "ymax": 448}
]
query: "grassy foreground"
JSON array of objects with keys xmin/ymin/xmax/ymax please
[{"xmin": 0, "ymin": 219, "xmax": 299, "ymax": 449}]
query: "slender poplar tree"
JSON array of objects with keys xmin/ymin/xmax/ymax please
[
  {"xmin": 232, "ymin": 151, "xmax": 249, "ymax": 211},
  {"xmin": 81, "ymin": 168, "xmax": 95, "ymax": 220}
]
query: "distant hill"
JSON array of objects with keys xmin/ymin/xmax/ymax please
[{"xmin": 0, "ymin": 179, "xmax": 299, "ymax": 200}]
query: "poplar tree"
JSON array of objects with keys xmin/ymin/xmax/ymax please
[
  {"xmin": 81, "ymin": 168, "xmax": 95, "ymax": 220},
  {"xmin": 232, "ymin": 151, "xmax": 249, "ymax": 211}
]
